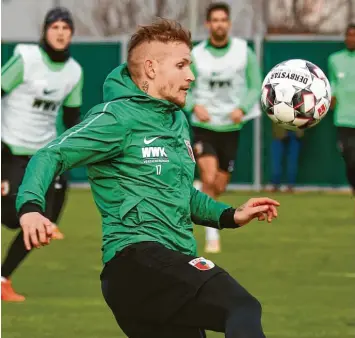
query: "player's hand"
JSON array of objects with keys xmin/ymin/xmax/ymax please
[
  {"xmin": 230, "ymin": 108, "xmax": 244, "ymax": 124},
  {"xmin": 194, "ymin": 105, "xmax": 211, "ymax": 122},
  {"xmin": 20, "ymin": 212, "xmax": 54, "ymax": 250},
  {"xmin": 233, "ymin": 197, "xmax": 280, "ymax": 226}
]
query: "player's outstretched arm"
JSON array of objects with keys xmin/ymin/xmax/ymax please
[
  {"xmin": 190, "ymin": 187, "xmax": 230, "ymax": 229},
  {"xmin": 17, "ymin": 106, "xmax": 126, "ymax": 249},
  {"xmin": 190, "ymin": 187, "xmax": 280, "ymax": 229}
]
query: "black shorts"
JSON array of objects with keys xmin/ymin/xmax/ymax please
[
  {"xmin": 192, "ymin": 127, "xmax": 240, "ymax": 173},
  {"xmin": 100, "ymin": 242, "xmax": 263, "ymax": 338},
  {"xmin": 1, "ymin": 142, "xmax": 57, "ymax": 228}
]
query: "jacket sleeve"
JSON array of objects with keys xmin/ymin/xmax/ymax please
[
  {"xmin": 190, "ymin": 187, "xmax": 230, "ymax": 229},
  {"xmin": 16, "ymin": 107, "xmax": 126, "ymax": 215},
  {"xmin": 239, "ymin": 47, "xmax": 262, "ymax": 114}
]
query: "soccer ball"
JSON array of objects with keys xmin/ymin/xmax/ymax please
[{"xmin": 261, "ymin": 59, "xmax": 331, "ymax": 131}]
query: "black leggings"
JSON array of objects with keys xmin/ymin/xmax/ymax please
[
  {"xmin": 338, "ymin": 127, "xmax": 355, "ymax": 191},
  {"xmin": 1, "ymin": 144, "xmax": 68, "ymax": 278},
  {"xmin": 101, "ymin": 242, "xmax": 265, "ymax": 338}
]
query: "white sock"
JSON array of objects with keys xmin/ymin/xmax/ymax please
[
  {"xmin": 206, "ymin": 227, "xmax": 220, "ymax": 242},
  {"xmin": 1, "ymin": 276, "xmax": 8, "ymax": 282}
]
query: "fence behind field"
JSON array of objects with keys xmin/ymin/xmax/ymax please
[{"xmin": 1, "ymin": 37, "xmax": 348, "ymax": 189}]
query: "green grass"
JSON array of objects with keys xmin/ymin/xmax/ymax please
[{"xmin": 2, "ymin": 189, "xmax": 355, "ymax": 337}]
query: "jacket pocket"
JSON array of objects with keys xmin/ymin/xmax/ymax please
[{"xmin": 119, "ymin": 196, "xmax": 144, "ymax": 226}]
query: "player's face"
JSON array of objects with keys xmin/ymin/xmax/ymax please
[
  {"xmin": 46, "ymin": 21, "xmax": 72, "ymax": 51},
  {"xmin": 345, "ymin": 28, "xmax": 355, "ymax": 51},
  {"xmin": 155, "ymin": 43, "xmax": 195, "ymax": 107},
  {"xmin": 206, "ymin": 10, "xmax": 231, "ymax": 42}
]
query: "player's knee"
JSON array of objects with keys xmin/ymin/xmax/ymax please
[
  {"xmin": 214, "ymin": 181, "xmax": 227, "ymax": 195},
  {"xmin": 230, "ymin": 295, "xmax": 262, "ymax": 318},
  {"xmin": 247, "ymin": 296, "xmax": 263, "ymax": 317},
  {"xmin": 201, "ymin": 173, "xmax": 217, "ymax": 188},
  {"xmin": 225, "ymin": 296, "xmax": 264, "ymax": 337}
]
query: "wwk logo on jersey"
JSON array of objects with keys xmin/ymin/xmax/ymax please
[
  {"xmin": 141, "ymin": 136, "xmax": 169, "ymax": 164},
  {"xmin": 189, "ymin": 257, "xmax": 215, "ymax": 271},
  {"xmin": 142, "ymin": 147, "xmax": 167, "ymax": 158}
]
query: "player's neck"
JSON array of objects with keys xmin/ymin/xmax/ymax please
[
  {"xmin": 208, "ymin": 37, "xmax": 229, "ymax": 49},
  {"xmin": 133, "ymin": 77, "xmax": 162, "ymax": 101},
  {"xmin": 40, "ymin": 39, "xmax": 70, "ymax": 63}
]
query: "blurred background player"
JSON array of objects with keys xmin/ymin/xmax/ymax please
[
  {"xmin": 269, "ymin": 126, "xmax": 304, "ymax": 192},
  {"xmin": 1, "ymin": 6, "xmax": 83, "ymax": 301},
  {"xmin": 328, "ymin": 23, "xmax": 355, "ymax": 203},
  {"xmin": 187, "ymin": 2, "xmax": 262, "ymax": 253}
]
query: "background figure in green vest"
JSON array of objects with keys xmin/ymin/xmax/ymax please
[
  {"xmin": 186, "ymin": 2, "xmax": 262, "ymax": 253},
  {"xmin": 328, "ymin": 23, "xmax": 355, "ymax": 199},
  {"xmin": 270, "ymin": 125, "xmax": 304, "ymax": 193},
  {"xmin": 1, "ymin": 7, "xmax": 83, "ymax": 301}
]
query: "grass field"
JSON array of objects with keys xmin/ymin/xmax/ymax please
[{"xmin": 2, "ymin": 189, "xmax": 355, "ymax": 338}]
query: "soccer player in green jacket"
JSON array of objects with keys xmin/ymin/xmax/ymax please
[
  {"xmin": 17, "ymin": 19, "xmax": 279, "ymax": 338},
  {"xmin": 328, "ymin": 23, "xmax": 355, "ymax": 200}
]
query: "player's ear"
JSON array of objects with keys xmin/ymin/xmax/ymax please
[{"xmin": 143, "ymin": 59, "xmax": 156, "ymax": 80}]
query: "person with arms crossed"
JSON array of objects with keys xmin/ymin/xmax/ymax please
[
  {"xmin": 1, "ymin": 7, "xmax": 83, "ymax": 301},
  {"xmin": 17, "ymin": 19, "xmax": 279, "ymax": 338},
  {"xmin": 328, "ymin": 23, "xmax": 355, "ymax": 204},
  {"xmin": 187, "ymin": 2, "xmax": 262, "ymax": 253}
]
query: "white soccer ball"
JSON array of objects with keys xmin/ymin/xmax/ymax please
[{"xmin": 261, "ymin": 59, "xmax": 331, "ymax": 131}]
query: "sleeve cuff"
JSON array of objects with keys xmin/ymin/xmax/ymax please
[
  {"xmin": 18, "ymin": 203, "xmax": 44, "ymax": 219},
  {"xmin": 219, "ymin": 207, "xmax": 240, "ymax": 229}
]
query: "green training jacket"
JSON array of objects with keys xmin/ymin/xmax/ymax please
[{"xmin": 16, "ymin": 63, "xmax": 231, "ymax": 263}]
